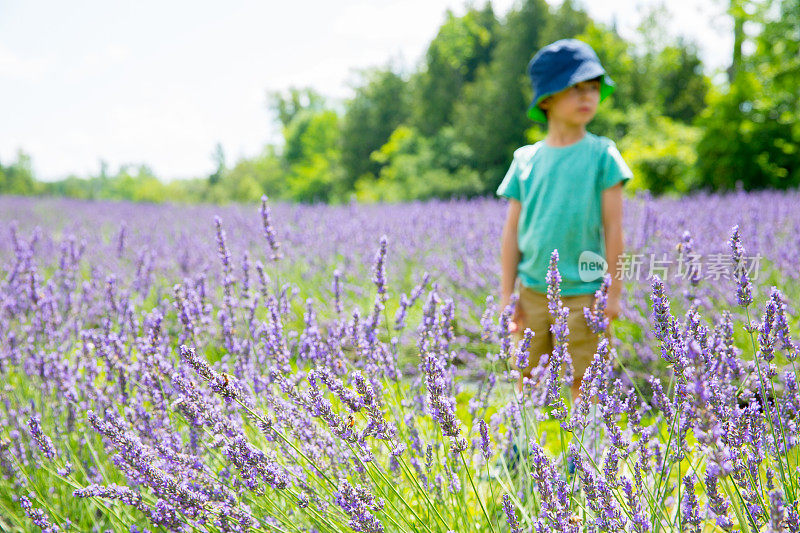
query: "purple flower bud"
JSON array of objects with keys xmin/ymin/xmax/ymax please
[
  {"xmin": 259, "ymin": 195, "xmax": 281, "ymax": 262},
  {"xmin": 502, "ymin": 494, "xmax": 523, "ymax": 533},
  {"xmin": 334, "ymin": 478, "xmax": 385, "ymax": 533},
  {"xmin": 546, "ymin": 249, "xmax": 562, "ymax": 318},
  {"xmin": 681, "ymin": 474, "xmax": 701, "ymax": 532},
  {"xmin": 19, "ymin": 495, "xmax": 60, "ymax": 532},
  {"xmin": 27, "ymin": 415, "xmax": 56, "ymax": 460},
  {"xmin": 478, "ymin": 419, "xmax": 492, "ymax": 461},
  {"xmin": 584, "ymin": 274, "xmax": 611, "ymax": 334},
  {"xmin": 372, "ymin": 236, "xmax": 388, "ymax": 300},
  {"xmin": 515, "ymin": 328, "xmax": 534, "ymax": 370}
]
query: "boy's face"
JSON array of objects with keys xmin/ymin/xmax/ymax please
[{"xmin": 538, "ymin": 78, "xmax": 601, "ymax": 127}]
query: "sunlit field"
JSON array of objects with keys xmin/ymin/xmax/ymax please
[{"xmin": 1, "ymin": 190, "xmax": 799, "ymax": 532}]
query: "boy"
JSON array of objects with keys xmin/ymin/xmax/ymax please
[{"xmin": 497, "ymin": 39, "xmax": 631, "ymax": 401}]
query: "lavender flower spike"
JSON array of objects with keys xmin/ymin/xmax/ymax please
[
  {"xmin": 546, "ymin": 249, "xmax": 562, "ymax": 318},
  {"xmin": 729, "ymin": 225, "xmax": 752, "ymax": 307},
  {"xmin": 515, "ymin": 328, "xmax": 534, "ymax": 370},
  {"xmin": 180, "ymin": 345, "xmax": 243, "ymax": 400},
  {"xmin": 19, "ymin": 495, "xmax": 60, "ymax": 532},
  {"xmin": 28, "ymin": 415, "xmax": 56, "ymax": 460},
  {"xmin": 502, "ymin": 494, "xmax": 524, "ymax": 533},
  {"xmin": 584, "ymin": 273, "xmax": 611, "ymax": 334},
  {"xmin": 478, "ymin": 419, "xmax": 492, "ymax": 461},
  {"xmin": 372, "ymin": 235, "xmax": 388, "ymax": 299},
  {"xmin": 260, "ymin": 195, "xmax": 281, "ymax": 262},
  {"xmin": 681, "ymin": 474, "xmax": 702, "ymax": 533}
]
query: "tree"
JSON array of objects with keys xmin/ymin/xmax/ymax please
[
  {"xmin": 225, "ymin": 146, "xmax": 286, "ymax": 201},
  {"xmin": 268, "ymin": 88, "xmax": 326, "ymax": 129},
  {"xmin": 452, "ymin": 0, "xmax": 553, "ymax": 193},
  {"xmin": 209, "ymin": 142, "xmax": 226, "ymax": 186},
  {"xmin": 654, "ymin": 40, "xmax": 710, "ymax": 123},
  {"xmin": 696, "ymin": 0, "xmax": 799, "ymax": 190},
  {"xmin": 409, "ymin": 4, "xmax": 498, "ymax": 136},
  {"xmin": 340, "ymin": 67, "xmax": 410, "ymax": 189},
  {"xmin": 284, "ymin": 109, "xmax": 343, "ymax": 202},
  {"xmin": 357, "ymin": 126, "xmax": 482, "ymax": 202},
  {"xmin": 0, "ymin": 150, "xmax": 37, "ymax": 195}
]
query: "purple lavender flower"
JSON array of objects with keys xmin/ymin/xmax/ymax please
[
  {"xmin": 621, "ymin": 477, "xmax": 648, "ymax": 533},
  {"xmin": 650, "ymin": 276, "xmax": 672, "ymax": 343},
  {"xmin": 502, "ymin": 494, "xmax": 524, "ymax": 533},
  {"xmin": 478, "ymin": 419, "xmax": 492, "ymax": 461},
  {"xmin": 371, "ymin": 235, "xmax": 388, "ymax": 300},
  {"xmin": 333, "ymin": 269, "xmax": 344, "ymax": 315},
  {"xmin": 214, "ymin": 216, "xmax": 232, "ymax": 273},
  {"xmin": 768, "ymin": 489, "xmax": 786, "ymax": 533},
  {"xmin": 515, "ymin": 328, "xmax": 534, "ymax": 370},
  {"xmin": 259, "ymin": 195, "xmax": 281, "ymax": 262},
  {"xmin": 480, "ymin": 295, "xmax": 497, "ymax": 341},
  {"xmin": 352, "ymin": 371, "xmax": 397, "ymax": 441},
  {"xmin": 19, "ymin": 495, "xmax": 60, "ymax": 532},
  {"xmin": 769, "ymin": 287, "xmax": 796, "ymax": 355},
  {"xmin": 423, "ymin": 353, "xmax": 467, "ymax": 453},
  {"xmin": 223, "ymin": 435, "xmax": 289, "ymax": 491},
  {"xmin": 584, "ymin": 274, "xmax": 611, "ymax": 334},
  {"xmin": 705, "ymin": 464, "xmax": 733, "ymax": 530},
  {"xmin": 681, "ymin": 474, "xmax": 701, "ymax": 533},
  {"xmin": 498, "ymin": 300, "xmax": 514, "ymax": 360},
  {"xmin": 334, "ymin": 478, "xmax": 385, "ymax": 533},
  {"xmin": 27, "ymin": 415, "xmax": 56, "ymax": 460},
  {"xmin": 729, "ymin": 225, "xmax": 753, "ymax": 307},
  {"xmin": 180, "ymin": 345, "xmax": 243, "ymax": 400},
  {"xmin": 546, "ymin": 249, "xmax": 562, "ymax": 318},
  {"xmin": 73, "ymin": 484, "xmax": 147, "ymax": 511},
  {"xmin": 786, "ymin": 501, "xmax": 799, "ymax": 532}
]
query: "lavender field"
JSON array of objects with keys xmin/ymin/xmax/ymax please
[{"xmin": 1, "ymin": 190, "xmax": 800, "ymax": 532}]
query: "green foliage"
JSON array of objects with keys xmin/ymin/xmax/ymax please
[
  {"xmin": 209, "ymin": 142, "xmax": 226, "ymax": 186},
  {"xmin": 268, "ymin": 87, "xmax": 326, "ymax": 128},
  {"xmin": 285, "ymin": 109, "xmax": 344, "ymax": 203},
  {"xmin": 654, "ymin": 40, "xmax": 710, "ymax": 123},
  {"xmin": 452, "ymin": 0, "xmax": 550, "ymax": 191},
  {"xmin": 0, "ymin": 151, "xmax": 38, "ymax": 195},
  {"xmin": 340, "ymin": 67, "xmax": 410, "ymax": 191},
  {"xmin": 223, "ymin": 147, "xmax": 286, "ymax": 201},
  {"xmin": 357, "ymin": 126, "xmax": 482, "ymax": 202},
  {"xmin": 696, "ymin": 0, "xmax": 800, "ymax": 191},
  {"xmin": 617, "ymin": 106, "xmax": 702, "ymax": 195},
  {"xmin": 410, "ymin": 4, "xmax": 498, "ymax": 137}
]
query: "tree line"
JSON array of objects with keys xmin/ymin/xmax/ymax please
[{"xmin": 2, "ymin": 0, "xmax": 797, "ymax": 203}]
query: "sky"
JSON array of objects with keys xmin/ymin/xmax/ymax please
[{"xmin": 0, "ymin": 0, "xmax": 733, "ymax": 182}]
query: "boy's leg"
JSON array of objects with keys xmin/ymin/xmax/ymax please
[
  {"xmin": 562, "ymin": 294, "xmax": 601, "ymax": 401},
  {"xmin": 516, "ymin": 287, "xmax": 553, "ymax": 393}
]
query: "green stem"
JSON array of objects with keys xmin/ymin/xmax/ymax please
[{"xmin": 460, "ymin": 450, "xmax": 496, "ymax": 533}]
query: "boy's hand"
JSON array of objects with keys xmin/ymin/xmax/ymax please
[
  {"xmin": 510, "ymin": 304, "xmax": 525, "ymax": 334},
  {"xmin": 500, "ymin": 296, "xmax": 524, "ymax": 333},
  {"xmin": 605, "ymin": 297, "xmax": 621, "ymax": 321}
]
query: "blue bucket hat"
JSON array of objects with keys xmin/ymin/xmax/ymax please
[{"xmin": 527, "ymin": 39, "xmax": 615, "ymax": 123}]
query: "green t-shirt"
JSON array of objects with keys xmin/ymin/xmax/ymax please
[{"xmin": 496, "ymin": 132, "xmax": 632, "ymax": 296}]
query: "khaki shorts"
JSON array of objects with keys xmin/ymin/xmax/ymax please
[{"xmin": 513, "ymin": 286, "xmax": 609, "ymax": 381}]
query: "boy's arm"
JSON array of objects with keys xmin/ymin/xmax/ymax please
[
  {"xmin": 602, "ymin": 183, "xmax": 624, "ymax": 320},
  {"xmin": 500, "ymin": 199, "xmax": 522, "ymax": 314}
]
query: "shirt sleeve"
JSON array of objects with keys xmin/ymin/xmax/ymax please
[
  {"xmin": 496, "ymin": 152, "xmax": 522, "ymax": 200},
  {"xmin": 599, "ymin": 140, "xmax": 633, "ymax": 190}
]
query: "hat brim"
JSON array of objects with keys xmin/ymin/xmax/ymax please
[{"xmin": 528, "ymin": 73, "xmax": 616, "ymax": 123}]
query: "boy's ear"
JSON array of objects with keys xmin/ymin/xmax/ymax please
[{"xmin": 538, "ymin": 96, "xmax": 552, "ymax": 110}]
